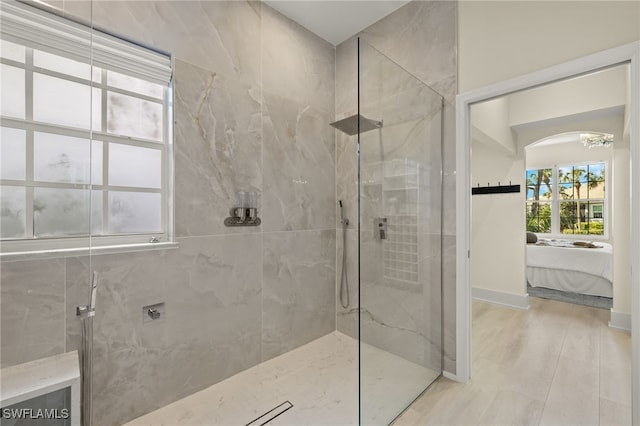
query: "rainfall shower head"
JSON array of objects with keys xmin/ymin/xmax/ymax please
[{"xmin": 330, "ymin": 114, "xmax": 382, "ymax": 136}]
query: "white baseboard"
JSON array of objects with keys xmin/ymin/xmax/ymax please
[
  {"xmin": 609, "ymin": 309, "xmax": 631, "ymax": 332},
  {"xmin": 442, "ymin": 370, "xmax": 462, "ymax": 382},
  {"xmin": 472, "ymin": 287, "xmax": 530, "ymax": 311}
]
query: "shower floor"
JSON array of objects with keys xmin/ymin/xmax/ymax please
[{"xmin": 125, "ymin": 331, "xmax": 439, "ymax": 425}]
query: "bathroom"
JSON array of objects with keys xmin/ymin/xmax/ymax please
[{"xmin": 0, "ymin": 1, "xmax": 456, "ymax": 424}]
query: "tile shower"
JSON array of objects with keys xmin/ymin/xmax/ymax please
[{"xmin": 0, "ymin": 1, "xmax": 457, "ymax": 425}]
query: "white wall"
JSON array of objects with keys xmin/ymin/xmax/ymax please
[
  {"xmin": 458, "ymin": 1, "xmax": 640, "ymax": 92},
  {"xmin": 472, "ymin": 97, "xmax": 515, "ymax": 155},
  {"xmin": 526, "ymin": 139, "xmax": 614, "ymax": 170},
  {"xmin": 471, "ymin": 137, "xmax": 526, "ymax": 298},
  {"xmin": 613, "ymin": 138, "xmax": 632, "ymax": 315},
  {"xmin": 509, "ymin": 66, "xmax": 628, "ymax": 127}
]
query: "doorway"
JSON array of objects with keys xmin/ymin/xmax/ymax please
[{"xmin": 455, "ymin": 41, "xmax": 640, "ymax": 423}]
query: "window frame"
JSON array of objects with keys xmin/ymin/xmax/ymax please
[
  {"xmin": 1, "ymin": 38, "xmax": 174, "ymax": 256},
  {"xmin": 526, "ymin": 160, "xmax": 609, "ymax": 239}
]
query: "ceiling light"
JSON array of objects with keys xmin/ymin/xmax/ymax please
[{"xmin": 581, "ymin": 133, "xmax": 613, "ymax": 148}]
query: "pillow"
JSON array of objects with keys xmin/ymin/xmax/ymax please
[{"xmin": 526, "ymin": 232, "xmax": 538, "ymax": 244}]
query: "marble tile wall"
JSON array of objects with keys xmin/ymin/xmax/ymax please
[
  {"xmin": 334, "ymin": 0, "xmax": 457, "ymax": 373},
  {"xmin": 1, "ymin": 2, "xmax": 336, "ymax": 425}
]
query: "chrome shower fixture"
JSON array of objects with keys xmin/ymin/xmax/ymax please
[
  {"xmin": 77, "ymin": 271, "xmax": 99, "ymax": 426},
  {"xmin": 339, "ymin": 199, "xmax": 349, "ymax": 227},
  {"xmin": 338, "ymin": 200, "xmax": 350, "ymax": 309},
  {"xmin": 330, "ymin": 114, "xmax": 382, "ymax": 136},
  {"xmin": 77, "ymin": 271, "xmax": 99, "ymax": 318},
  {"xmin": 225, "ymin": 190, "xmax": 261, "ymax": 227}
]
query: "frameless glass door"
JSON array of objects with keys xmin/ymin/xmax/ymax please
[{"xmin": 357, "ymin": 39, "xmax": 443, "ymax": 424}]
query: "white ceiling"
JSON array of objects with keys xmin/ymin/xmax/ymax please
[{"xmin": 263, "ymin": 1, "xmax": 411, "ymax": 46}]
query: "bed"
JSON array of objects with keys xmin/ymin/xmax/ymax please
[{"xmin": 526, "ymin": 239, "xmax": 613, "ymax": 298}]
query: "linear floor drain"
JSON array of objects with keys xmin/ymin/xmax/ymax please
[{"xmin": 245, "ymin": 401, "xmax": 293, "ymax": 426}]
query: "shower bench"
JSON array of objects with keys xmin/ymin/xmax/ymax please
[{"xmin": 0, "ymin": 351, "xmax": 80, "ymax": 425}]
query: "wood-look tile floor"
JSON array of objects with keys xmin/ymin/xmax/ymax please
[{"xmin": 395, "ymin": 297, "xmax": 632, "ymax": 426}]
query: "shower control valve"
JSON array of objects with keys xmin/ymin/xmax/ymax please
[
  {"xmin": 375, "ymin": 217, "xmax": 388, "ymax": 240},
  {"xmin": 143, "ymin": 302, "xmax": 165, "ymax": 324}
]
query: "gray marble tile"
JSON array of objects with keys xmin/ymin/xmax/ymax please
[
  {"xmin": 87, "ymin": 1, "xmax": 262, "ymax": 86},
  {"xmin": 442, "ymin": 234, "xmax": 457, "ymax": 373},
  {"xmin": 334, "ymin": 36, "xmax": 357, "ymax": 119},
  {"xmin": 62, "ymin": 1, "xmax": 91, "ymax": 23},
  {"xmin": 352, "ymin": 0, "xmax": 457, "ymax": 374},
  {"xmin": 64, "ymin": 257, "xmax": 91, "ymax": 356},
  {"xmin": 1, "ymin": 258, "xmax": 66, "ymax": 368},
  {"xmin": 261, "ymin": 4, "xmax": 335, "ymax": 114},
  {"xmin": 359, "ymin": 276, "xmax": 428, "ymax": 367},
  {"xmin": 173, "ymin": 59, "xmax": 262, "ymax": 237},
  {"xmin": 64, "ymin": 234, "xmax": 262, "ymax": 425},
  {"xmin": 338, "ymin": 226, "xmax": 443, "ymax": 370},
  {"xmin": 262, "ymin": 229, "xmax": 336, "ymax": 361},
  {"xmin": 262, "ymin": 92, "xmax": 335, "ymax": 232},
  {"xmin": 360, "ymin": 1, "xmax": 457, "ymax": 102},
  {"xmin": 442, "ymin": 101, "xmax": 457, "ymax": 237},
  {"xmin": 161, "ymin": 234, "xmax": 262, "ymax": 397},
  {"xmin": 335, "ymin": 131, "xmax": 358, "ymax": 230},
  {"xmin": 336, "ymin": 228, "xmax": 359, "ymax": 339},
  {"xmin": 420, "ymin": 233, "xmax": 443, "ymax": 372},
  {"xmin": 65, "ymin": 249, "xmax": 177, "ymax": 425}
]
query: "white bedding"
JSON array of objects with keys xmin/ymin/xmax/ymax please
[{"xmin": 526, "ymin": 240, "xmax": 613, "ymax": 297}]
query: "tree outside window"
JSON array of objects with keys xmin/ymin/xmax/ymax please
[{"xmin": 526, "ymin": 163, "xmax": 605, "ymax": 236}]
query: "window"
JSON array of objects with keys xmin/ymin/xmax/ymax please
[
  {"xmin": 0, "ymin": 2, "xmax": 173, "ymax": 254},
  {"xmin": 526, "ymin": 162, "xmax": 606, "ymax": 236},
  {"xmin": 526, "ymin": 168, "xmax": 553, "ymax": 233},
  {"xmin": 592, "ymin": 204, "xmax": 603, "ymax": 219}
]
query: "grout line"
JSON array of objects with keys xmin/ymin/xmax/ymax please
[
  {"xmin": 598, "ymin": 317, "xmax": 604, "ymax": 424},
  {"xmin": 538, "ymin": 305, "xmax": 571, "ymax": 424}
]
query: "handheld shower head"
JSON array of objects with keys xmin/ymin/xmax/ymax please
[
  {"xmin": 89, "ymin": 271, "xmax": 98, "ymax": 312},
  {"xmin": 338, "ymin": 200, "xmax": 349, "ymax": 227}
]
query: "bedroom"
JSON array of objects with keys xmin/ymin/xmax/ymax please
[{"xmin": 470, "ymin": 62, "xmax": 631, "ymax": 324}]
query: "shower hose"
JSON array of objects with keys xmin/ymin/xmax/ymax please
[{"xmin": 339, "ymin": 200, "xmax": 350, "ymax": 309}]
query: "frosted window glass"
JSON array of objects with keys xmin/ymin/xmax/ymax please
[
  {"xmin": 90, "ymin": 191, "xmax": 104, "ymax": 235},
  {"xmin": 108, "ymin": 71, "xmax": 163, "ymax": 99},
  {"xmin": 91, "ymin": 140, "xmax": 103, "ymax": 185},
  {"xmin": 0, "ymin": 186, "xmax": 26, "ymax": 238},
  {"xmin": 33, "ymin": 133, "xmax": 102, "ymax": 184},
  {"xmin": 109, "ymin": 144, "xmax": 161, "ymax": 188},
  {"xmin": 33, "ymin": 74, "xmax": 102, "ymax": 130},
  {"xmin": 1, "ymin": 127, "xmax": 26, "ymax": 180},
  {"xmin": 91, "ymin": 87, "xmax": 102, "ymax": 132},
  {"xmin": 109, "ymin": 191, "xmax": 161, "ymax": 233},
  {"xmin": 1, "ymin": 64, "xmax": 25, "ymax": 119},
  {"xmin": 0, "ymin": 40, "xmax": 25, "ymax": 62},
  {"xmin": 34, "ymin": 50, "xmax": 102, "ymax": 82},
  {"xmin": 34, "ymin": 188, "xmax": 102, "ymax": 236},
  {"xmin": 107, "ymin": 92, "xmax": 162, "ymax": 141}
]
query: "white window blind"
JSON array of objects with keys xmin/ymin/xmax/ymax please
[
  {"xmin": 0, "ymin": 1, "xmax": 174, "ymax": 256},
  {"xmin": 0, "ymin": 1, "xmax": 172, "ymax": 85}
]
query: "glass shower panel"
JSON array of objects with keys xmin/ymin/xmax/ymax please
[{"xmin": 358, "ymin": 39, "xmax": 443, "ymax": 424}]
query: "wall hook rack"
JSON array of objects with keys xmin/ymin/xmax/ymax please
[{"xmin": 472, "ymin": 181, "xmax": 520, "ymax": 195}]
